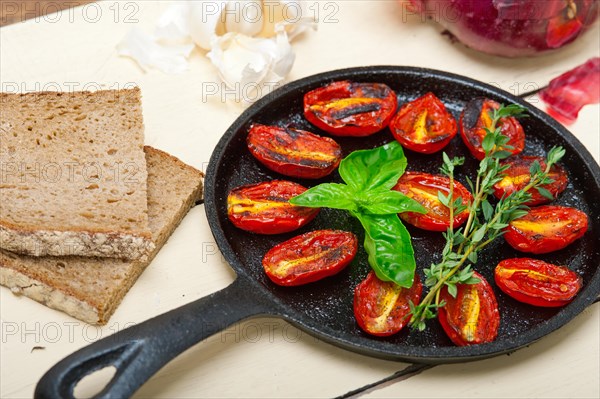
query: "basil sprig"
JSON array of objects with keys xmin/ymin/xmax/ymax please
[
  {"xmin": 290, "ymin": 141, "xmax": 426, "ymax": 288},
  {"xmin": 356, "ymin": 213, "xmax": 417, "ymax": 288}
]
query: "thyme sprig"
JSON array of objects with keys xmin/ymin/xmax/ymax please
[{"xmin": 409, "ymin": 103, "xmax": 566, "ymax": 331}]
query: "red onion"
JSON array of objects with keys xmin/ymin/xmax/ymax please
[
  {"xmin": 406, "ymin": 0, "xmax": 599, "ymax": 57},
  {"xmin": 540, "ymin": 57, "xmax": 600, "ymax": 124}
]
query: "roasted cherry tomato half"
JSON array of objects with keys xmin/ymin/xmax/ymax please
[
  {"xmin": 354, "ymin": 271, "xmax": 422, "ymax": 337},
  {"xmin": 504, "ymin": 205, "xmax": 588, "ymax": 254},
  {"xmin": 303, "ymin": 80, "xmax": 398, "ymax": 137},
  {"xmin": 438, "ymin": 272, "xmax": 500, "ymax": 346},
  {"xmin": 393, "ymin": 172, "xmax": 473, "ymax": 232},
  {"xmin": 460, "ymin": 98, "xmax": 525, "ymax": 160},
  {"xmin": 247, "ymin": 124, "xmax": 342, "ymax": 179},
  {"xmin": 262, "ymin": 230, "xmax": 358, "ymax": 286},
  {"xmin": 227, "ymin": 180, "xmax": 319, "ymax": 234},
  {"xmin": 495, "ymin": 258, "xmax": 583, "ymax": 307},
  {"xmin": 493, "ymin": 156, "xmax": 568, "ymax": 206},
  {"xmin": 390, "ymin": 92, "xmax": 457, "ymax": 154}
]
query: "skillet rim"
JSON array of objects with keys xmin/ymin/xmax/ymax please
[{"xmin": 204, "ymin": 65, "xmax": 600, "ymax": 363}]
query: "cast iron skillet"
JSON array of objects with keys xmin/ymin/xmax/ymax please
[{"xmin": 35, "ymin": 66, "xmax": 600, "ymax": 398}]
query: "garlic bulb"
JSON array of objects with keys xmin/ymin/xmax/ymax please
[{"xmin": 117, "ymin": 0, "xmax": 316, "ymax": 101}]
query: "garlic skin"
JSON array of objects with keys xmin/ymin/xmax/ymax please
[
  {"xmin": 117, "ymin": 0, "xmax": 316, "ymax": 101},
  {"xmin": 155, "ymin": 2, "xmax": 193, "ymax": 42},
  {"xmin": 116, "ymin": 28, "xmax": 194, "ymax": 74},
  {"xmin": 208, "ymin": 27, "xmax": 295, "ymax": 101}
]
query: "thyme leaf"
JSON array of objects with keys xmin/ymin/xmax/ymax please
[{"xmin": 409, "ymin": 103, "xmax": 565, "ymax": 329}]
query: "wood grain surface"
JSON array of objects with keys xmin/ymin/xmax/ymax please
[{"xmin": 0, "ymin": 0, "xmax": 93, "ymax": 26}]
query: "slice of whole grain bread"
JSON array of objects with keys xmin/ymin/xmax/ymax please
[
  {"xmin": 0, "ymin": 146, "xmax": 203, "ymax": 324},
  {"xmin": 0, "ymin": 88, "xmax": 153, "ymax": 260}
]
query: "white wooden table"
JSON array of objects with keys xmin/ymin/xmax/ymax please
[{"xmin": 1, "ymin": 1, "xmax": 599, "ymax": 398}]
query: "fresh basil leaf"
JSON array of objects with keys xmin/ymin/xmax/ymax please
[
  {"xmin": 289, "ymin": 183, "xmax": 356, "ymax": 211},
  {"xmin": 339, "ymin": 141, "xmax": 407, "ymax": 191},
  {"xmin": 356, "ymin": 213, "xmax": 416, "ymax": 288},
  {"xmin": 360, "ymin": 190, "xmax": 427, "ymax": 215}
]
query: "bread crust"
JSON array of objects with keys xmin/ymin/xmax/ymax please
[
  {"xmin": 0, "ymin": 266, "xmax": 99, "ymax": 324},
  {"xmin": 0, "ymin": 223, "xmax": 154, "ymax": 259}
]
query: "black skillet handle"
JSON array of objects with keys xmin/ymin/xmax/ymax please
[{"xmin": 34, "ymin": 278, "xmax": 273, "ymax": 399}]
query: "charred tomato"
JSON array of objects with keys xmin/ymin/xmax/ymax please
[
  {"xmin": 390, "ymin": 92, "xmax": 457, "ymax": 154},
  {"xmin": 438, "ymin": 272, "xmax": 500, "ymax": 346},
  {"xmin": 495, "ymin": 258, "xmax": 583, "ymax": 307},
  {"xmin": 247, "ymin": 124, "xmax": 343, "ymax": 179},
  {"xmin": 460, "ymin": 98, "xmax": 525, "ymax": 160},
  {"xmin": 493, "ymin": 156, "xmax": 568, "ymax": 205},
  {"xmin": 227, "ymin": 180, "xmax": 319, "ymax": 234},
  {"xmin": 262, "ymin": 230, "xmax": 357, "ymax": 286},
  {"xmin": 303, "ymin": 80, "xmax": 398, "ymax": 137},
  {"xmin": 504, "ymin": 205, "xmax": 588, "ymax": 254},
  {"xmin": 393, "ymin": 172, "xmax": 472, "ymax": 232},
  {"xmin": 354, "ymin": 271, "xmax": 422, "ymax": 337}
]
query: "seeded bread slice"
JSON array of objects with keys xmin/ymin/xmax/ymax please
[
  {"xmin": 0, "ymin": 88, "xmax": 153, "ymax": 260},
  {"xmin": 0, "ymin": 146, "xmax": 203, "ymax": 325}
]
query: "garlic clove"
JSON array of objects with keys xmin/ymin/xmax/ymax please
[
  {"xmin": 188, "ymin": 1, "xmax": 228, "ymax": 50},
  {"xmin": 225, "ymin": 0, "xmax": 265, "ymax": 37}
]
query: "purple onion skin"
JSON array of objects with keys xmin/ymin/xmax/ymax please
[{"xmin": 407, "ymin": 0, "xmax": 599, "ymax": 57}]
